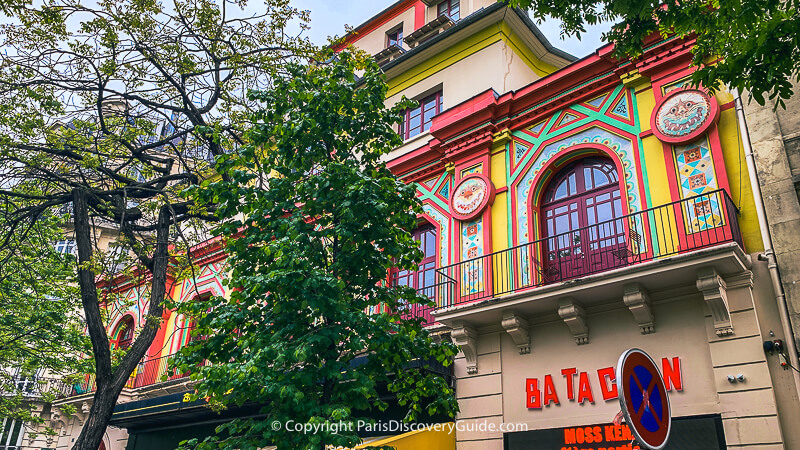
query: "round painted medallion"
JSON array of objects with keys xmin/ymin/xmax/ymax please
[
  {"xmin": 449, "ymin": 173, "xmax": 495, "ymax": 221},
  {"xmin": 651, "ymin": 88, "xmax": 719, "ymax": 144}
]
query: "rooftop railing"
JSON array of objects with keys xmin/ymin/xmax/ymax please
[{"xmin": 435, "ymin": 189, "xmax": 742, "ymax": 307}]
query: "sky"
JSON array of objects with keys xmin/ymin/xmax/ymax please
[{"xmin": 289, "ymin": 0, "xmax": 612, "ymax": 59}]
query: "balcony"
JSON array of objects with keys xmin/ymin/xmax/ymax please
[
  {"xmin": 435, "ymin": 189, "xmax": 743, "ymax": 310},
  {"xmin": 60, "ymin": 353, "xmax": 201, "ymax": 398},
  {"xmin": 400, "ymin": 282, "xmax": 449, "ymax": 327}
]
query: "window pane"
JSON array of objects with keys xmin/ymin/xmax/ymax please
[
  {"xmin": 555, "ymin": 180, "xmax": 568, "ymax": 199},
  {"xmin": 409, "ymin": 115, "xmax": 421, "ymax": 133},
  {"xmin": 450, "ymin": 3, "xmax": 460, "ymax": 20},
  {"xmin": 425, "ymin": 233, "xmax": 436, "ymax": 257},
  {"xmin": 423, "ymin": 117, "xmax": 433, "ymax": 133},
  {"xmin": 568, "ymin": 173, "xmax": 576, "ymax": 196},
  {"xmin": 555, "ymin": 214, "xmax": 570, "ymax": 234},
  {"xmin": 593, "ymin": 168, "xmax": 610, "ymax": 187}
]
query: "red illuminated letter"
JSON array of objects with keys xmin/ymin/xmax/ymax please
[
  {"xmin": 526, "ymin": 378, "xmax": 541, "ymax": 409},
  {"xmin": 662, "ymin": 357, "xmax": 683, "ymax": 391},
  {"xmin": 543, "ymin": 374, "xmax": 559, "ymax": 406},
  {"xmin": 597, "ymin": 367, "xmax": 618, "ymax": 401},
  {"xmin": 577, "ymin": 371, "xmax": 594, "ymax": 404},
  {"xmin": 562, "ymin": 367, "xmax": 577, "ymax": 400}
]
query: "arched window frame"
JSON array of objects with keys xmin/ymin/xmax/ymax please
[
  {"xmin": 530, "ymin": 152, "xmax": 631, "ymax": 281},
  {"xmin": 524, "ymin": 146, "xmax": 632, "ymax": 245},
  {"xmin": 112, "ymin": 315, "xmax": 135, "ymax": 350}
]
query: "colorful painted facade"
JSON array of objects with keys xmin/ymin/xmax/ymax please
[{"xmin": 49, "ymin": 2, "xmax": 800, "ymax": 450}]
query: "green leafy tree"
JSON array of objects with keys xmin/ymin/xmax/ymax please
[
  {"xmin": 0, "ymin": 212, "xmax": 89, "ymax": 429},
  {"xmin": 0, "ymin": 1, "xmax": 312, "ymax": 448},
  {"xmin": 177, "ymin": 52, "xmax": 459, "ymax": 450},
  {"xmin": 509, "ymin": 0, "xmax": 799, "ymax": 106}
]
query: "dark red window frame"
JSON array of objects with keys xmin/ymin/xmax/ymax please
[
  {"xmin": 437, "ymin": 0, "xmax": 460, "ymax": 21},
  {"xmin": 387, "ymin": 26, "xmax": 403, "ymax": 48},
  {"xmin": 114, "ymin": 316, "xmax": 135, "ymax": 350},
  {"xmin": 400, "ymin": 91, "xmax": 442, "ymax": 140},
  {"xmin": 541, "ymin": 157, "xmax": 625, "ymax": 280},
  {"xmin": 390, "ymin": 223, "xmax": 437, "ymax": 293}
]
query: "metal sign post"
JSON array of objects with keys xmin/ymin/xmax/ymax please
[{"xmin": 616, "ymin": 348, "xmax": 672, "ymax": 450}]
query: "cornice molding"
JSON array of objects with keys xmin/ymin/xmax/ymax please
[{"xmin": 387, "ymin": 33, "xmax": 696, "ymax": 180}]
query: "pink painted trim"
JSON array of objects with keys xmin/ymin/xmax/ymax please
[
  {"xmin": 414, "ymin": 1, "xmax": 425, "ymax": 29},
  {"xmin": 332, "ymin": 0, "xmax": 420, "ymax": 51},
  {"xmin": 549, "ymin": 108, "xmax": 589, "ymax": 133},
  {"xmin": 650, "ymin": 89, "xmax": 720, "ymax": 145},
  {"xmin": 639, "ymin": 129, "xmax": 654, "ymax": 138},
  {"xmin": 706, "ymin": 126, "xmax": 731, "ymax": 193},
  {"xmin": 508, "ymin": 120, "xmax": 638, "ymax": 245},
  {"xmin": 450, "ymin": 173, "xmax": 496, "ymax": 221},
  {"xmin": 605, "ymin": 88, "xmax": 636, "ymax": 127},
  {"xmin": 496, "ymin": 186, "xmax": 509, "ymax": 194},
  {"xmin": 651, "ymin": 67, "xmax": 696, "ymax": 102}
]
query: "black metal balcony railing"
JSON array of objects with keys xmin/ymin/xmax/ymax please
[
  {"xmin": 61, "ymin": 353, "xmax": 203, "ymax": 397},
  {"xmin": 435, "ymin": 189, "xmax": 742, "ymax": 307},
  {"xmin": 398, "ymin": 281, "xmax": 451, "ymax": 327}
]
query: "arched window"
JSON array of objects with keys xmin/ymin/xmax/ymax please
[
  {"xmin": 391, "ymin": 223, "xmax": 437, "ymax": 297},
  {"xmin": 541, "ymin": 157, "xmax": 625, "ymax": 279},
  {"xmin": 113, "ymin": 316, "xmax": 135, "ymax": 350}
]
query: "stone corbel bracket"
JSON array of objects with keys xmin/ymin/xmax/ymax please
[
  {"xmin": 623, "ymin": 283, "xmax": 655, "ymax": 334},
  {"xmin": 502, "ymin": 310, "xmax": 531, "ymax": 355},
  {"xmin": 451, "ymin": 321, "xmax": 478, "ymax": 375},
  {"xmin": 696, "ymin": 267, "xmax": 734, "ymax": 337},
  {"xmin": 558, "ymin": 297, "xmax": 589, "ymax": 345}
]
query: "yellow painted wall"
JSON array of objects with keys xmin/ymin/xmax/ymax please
[
  {"xmin": 717, "ymin": 106, "xmax": 764, "ymax": 252},
  {"xmin": 491, "ymin": 141, "xmax": 509, "ymax": 253},
  {"xmin": 635, "ymin": 85, "xmax": 674, "ymax": 209},
  {"xmin": 386, "ymin": 23, "xmax": 558, "ymax": 99}
]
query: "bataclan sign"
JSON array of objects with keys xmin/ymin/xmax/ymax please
[{"xmin": 526, "ymin": 357, "xmax": 682, "ymax": 409}]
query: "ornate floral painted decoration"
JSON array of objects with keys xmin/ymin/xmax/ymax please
[
  {"xmin": 450, "ymin": 173, "xmax": 495, "ymax": 221},
  {"xmin": 651, "ymin": 89, "xmax": 719, "ymax": 144}
]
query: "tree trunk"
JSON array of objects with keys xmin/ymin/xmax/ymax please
[{"xmin": 71, "ymin": 191, "xmax": 173, "ymax": 450}]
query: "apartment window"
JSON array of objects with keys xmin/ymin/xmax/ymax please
[
  {"xmin": 400, "ymin": 91, "xmax": 442, "ymax": 140},
  {"xmin": 0, "ymin": 418, "xmax": 23, "ymax": 450},
  {"xmin": 113, "ymin": 316, "xmax": 135, "ymax": 350},
  {"xmin": 391, "ymin": 224, "xmax": 437, "ymax": 295},
  {"xmin": 387, "ymin": 26, "xmax": 403, "ymax": 48},
  {"xmin": 13, "ymin": 372, "xmax": 38, "ymax": 395},
  {"xmin": 437, "ymin": 0, "xmax": 460, "ymax": 21},
  {"xmin": 54, "ymin": 240, "xmax": 76, "ymax": 255}
]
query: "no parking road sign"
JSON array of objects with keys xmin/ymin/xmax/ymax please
[{"xmin": 617, "ymin": 348, "xmax": 671, "ymax": 450}]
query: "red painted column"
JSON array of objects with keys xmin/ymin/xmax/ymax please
[
  {"xmin": 414, "ymin": 1, "xmax": 426, "ymax": 29},
  {"xmin": 139, "ymin": 308, "xmax": 172, "ymax": 387}
]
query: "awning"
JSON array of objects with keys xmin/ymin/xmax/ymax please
[{"xmin": 354, "ymin": 424, "xmax": 455, "ymax": 450}]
